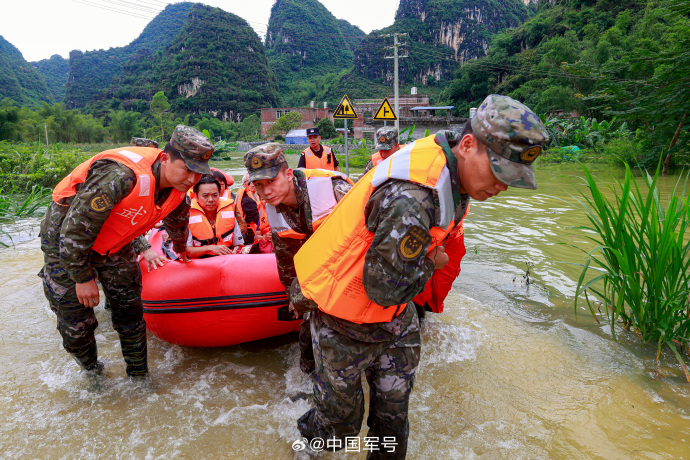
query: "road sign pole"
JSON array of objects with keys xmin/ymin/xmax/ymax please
[{"xmin": 344, "ymin": 119, "xmax": 349, "ymax": 177}]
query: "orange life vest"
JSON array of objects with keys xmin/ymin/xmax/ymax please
[
  {"xmin": 188, "ymin": 197, "xmax": 238, "ymax": 247},
  {"xmin": 302, "ymin": 146, "xmax": 336, "ymax": 170},
  {"xmin": 370, "ymin": 151, "xmax": 384, "ymax": 166},
  {"xmin": 235, "ymin": 187, "xmax": 268, "ymax": 233},
  {"xmin": 52, "ymin": 147, "xmax": 186, "ymax": 255},
  {"xmin": 265, "ymin": 169, "xmax": 353, "ymax": 240},
  {"xmin": 294, "ymin": 135, "xmax": 462, "ymax": 324}
]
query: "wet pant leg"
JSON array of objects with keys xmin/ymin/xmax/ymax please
[
  {"xmin": 94, "ymin": 249, "xmax": 147, "ymax": 377},
  {"xmin": 299, "ymin": 307, "xmax": 421, "ymax": 458},
  {"xmin": 40, "ymin": 262, "xmax": 99, "ymax": 369},
  {"xmin": 364, "ymin": 342, "xmax": 420, "ymax": 460},
  {"xmin": 299, "ymin": 314, "xmax": 315, "ymax": 374},
  {"xmin": 298, "ymin": 313, "xmax": 373, "ymax": 448}
]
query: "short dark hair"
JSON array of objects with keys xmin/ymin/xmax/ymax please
[
  {"xmin": 460, "ymin": 119, "xmax": 473, "ymax": 137},
  {"xmin": 164, "ymin": 142, "xmax": 183, "ymax": 162},
  {"xmin": 193, "ymin": 175, "xmax": 221, "ymax": 194},
  {"xmin": 211, "ymin": 170, "xmax": 227, "ymax": 188}
]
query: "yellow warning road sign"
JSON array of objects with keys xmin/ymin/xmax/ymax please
[
  {"xmin": 333, "ymin": 94, "xmax": 358, "ymax": 119},
  {"xmin": 373, "ymin": 98, "xmax": 397, "ymax": 121}
]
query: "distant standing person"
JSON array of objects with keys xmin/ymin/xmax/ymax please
[
  {"xmin": 362, "ymin": 127, "xmax": 401, "ymax": 174},
  {"xmin": 298, "ymin": 127, "xmax": 339, "ymax": 171},
  {"xmin": 39, "ymin": 125, "xmax": 213, "ymax": 377}
]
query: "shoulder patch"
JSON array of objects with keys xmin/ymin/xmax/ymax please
[
  {"xmin": 90, "ymin": 194, "xmax": 113, "ymax": 212},
  {"xmin": 398, "ymin": 225, "xmax": 432, "ymax": 261}
]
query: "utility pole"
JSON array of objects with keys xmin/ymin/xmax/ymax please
[
  {"xmin": 44, "ymin": 123, "xmax": 49, "ymax": 147},
  {"xmin": 383, "ymin": 33, "xmax": 408, "ymax": 133}
]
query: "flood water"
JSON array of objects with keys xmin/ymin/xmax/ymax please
[{"xmin": 1, "ymin": 159, "xmax": 688, "ymax": 459}]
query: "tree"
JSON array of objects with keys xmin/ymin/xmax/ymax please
[
  {"xmin": 109, "ymin": 110, "xmax": 142, "ymax": 143},
  {"xmin": 150, "ymin": 91, "xmax": 171, "ymax": 142},
  {"xmin": 0, "ymin": 98, "xmax": 20, "ymax": 141},
  {"xmin": 315, "ymin": 117, "xmax": 336, "ymax": 139},
  {"xmin": 266, "ymin": 111, "xmax": 303, "ymax": 138}
]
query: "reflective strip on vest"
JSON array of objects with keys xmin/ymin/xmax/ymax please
[
  {"xmin": 265, "ymin": 169, "xmax": 351, "ymax": 239},
  {"xmin": 371, "ymin": 140, "xmax": 454, "ymax": 229}
]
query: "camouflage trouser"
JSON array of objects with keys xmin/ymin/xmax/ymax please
[
  {"xmin": 39, "ymin": 245, "xmax": 148, "ymax": 376},
  {"xmin": 299, "ymin": 314, "xmax": 315, "ymax": 374},
  {"xmin": 298, "ymin": 308, "xmax": 421, "ymax": 459}
]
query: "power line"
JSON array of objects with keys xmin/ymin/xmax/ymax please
[{"xmin": 72, "ymin": 0, "xmax": 156, "ymax": 20}]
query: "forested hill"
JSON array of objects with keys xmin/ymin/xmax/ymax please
[
  {"xmin": 354, "ymin": 0, "xmax": 530, "ymax": 87},
  {"xmin": 64, "ymin": 2, "xmax": 194, "ymax": 108},
  {"xmin": 94, "ymin": 4, "xmax": 280, "ymax": 121},
  {"xmin": 440, "ymin": 0, "xmax": 689, "ymax": 166},
  {"xmin": 265, "ymin": 0, "xmax": 365, "ymax": 106},
  {"xmin": 33, "ymin": 55, "xmax": 69, "ymax": 102},
  {"xmin": 0, "ymin": 35, "xmax": 52, "ymax": 105}
]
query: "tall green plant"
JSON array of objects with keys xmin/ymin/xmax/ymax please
[
  {"xmin": 0, "ymin": 185, "xmax": 52, "ymax": 218},
  {"xmin": 570, "ymin": 164, "xmax": 690, "ymax": 382}
]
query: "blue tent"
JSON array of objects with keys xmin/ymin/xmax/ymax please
[{"xmin": 285, "ymin": 129, "xmax": 308, "ymax": 144}]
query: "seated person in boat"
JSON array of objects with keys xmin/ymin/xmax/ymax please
[
  {"xmin": 211, "ymin": 168, "xmax": 231, "ymax": 199},
  {"xmin": 236, "ymin": 173, "xmax": 273, "ymax": 254},
  {"xmin": 186, "ymin": 175, "xmax": 245, "ymax": 258}
]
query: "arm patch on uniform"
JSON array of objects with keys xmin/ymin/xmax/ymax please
[
  {"xmin": 397, "ymin": 225, "xmax": 432, "ymax": 261},
  {"xmin": 90, "ymin": 194, "xmax": 113, "ymax": 212}
]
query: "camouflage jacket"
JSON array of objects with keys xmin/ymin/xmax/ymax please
[
  {"xmin": 273, "ymin": 169, "xmax": 352, "ymax": 293},
  {"xmin": 362, "ymin": 131, "xmax": 469, "ymax": 305},
  {"xmin": 40, "ymin": 158, "xmax": 190, "ymax": 283}
]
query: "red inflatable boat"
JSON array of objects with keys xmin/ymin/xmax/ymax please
[{"xmin": 140, "ymin": 230, "xmax": 300, "ymax": 347}]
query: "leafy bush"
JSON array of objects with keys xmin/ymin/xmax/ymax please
[
  {"xmin": 0, "ymin": 142, "xmax": 93, "ymax": 192},
  {"xmin": 543, "ymin": 116, "xmax": 630, "ymax": 151}
]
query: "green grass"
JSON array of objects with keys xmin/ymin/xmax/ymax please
[
  {"xmin": 0, "ymin": 185, "xmax": 52, "ymax": 218},
  {"xmin": 570, "ymin": 163, "xmax": 690, "ymax": 382},
  {"xmin": 0, "ymin": 185, "xmax": 53, "ymax": 248},
  {"xmin": 0, "ymin": 142, "xmax": 96, "ymax": 192}
]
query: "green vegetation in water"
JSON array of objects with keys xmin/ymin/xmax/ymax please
[
  {"xmin": 0, "ymin": 185, "xmax": 52, "ymax": 218},
  {"xmin": 570, "ymin": 163, "xmax": 690, "ymax": 382},
  {"xmin": 0, "ymin": 142, "xmax": 96, "ymax": 192},
  {"xmin": 0, "ymin": 185, "xmax": 53, "ymax": 248}
]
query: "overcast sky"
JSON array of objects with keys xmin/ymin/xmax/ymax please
[{"xmin": 2, "ymin": 0, "xmax": 400, "ymax": 62}]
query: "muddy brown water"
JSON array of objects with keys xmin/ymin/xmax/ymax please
[{"xmin": 0, "ymin": 161, "xmax": 688, "ymax": 459}]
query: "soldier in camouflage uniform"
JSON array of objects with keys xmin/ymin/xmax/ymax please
[
  {"xmin": 362, "ymin": 127, "xmax": 401, "ymax": 175},
  {"xmin": 39, "ymin": 125, "xmax": 213, "ymax": 377},
  {"xmin": 291, "ymin": 95, "xmax": 549, "ymax": 458},
  {"xmin": 244, "ymin": 143, "xmax": 352, "ymax": 375},
  {"xmin": 130, "ymin": 137, "xmax": 159, "ymax": 148}
]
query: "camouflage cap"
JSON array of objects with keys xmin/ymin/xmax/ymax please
[
  {"xmin": 375, "ymin": 127, "xmax": 399, "ymax": 150},
  {"xmin": 170, "ymin": 124, "xmax": 214, "ymax": 175},
  {"xmin": 130, "ymin": 137, "xmax": 159, "ymax": 148},
  {"xmin": 244, "ymin": 142, "xmax": 287, "ymax": 182},
  {"xmin": 471, "ymin": 95, "xmax": 549, "ymax": 190}
]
